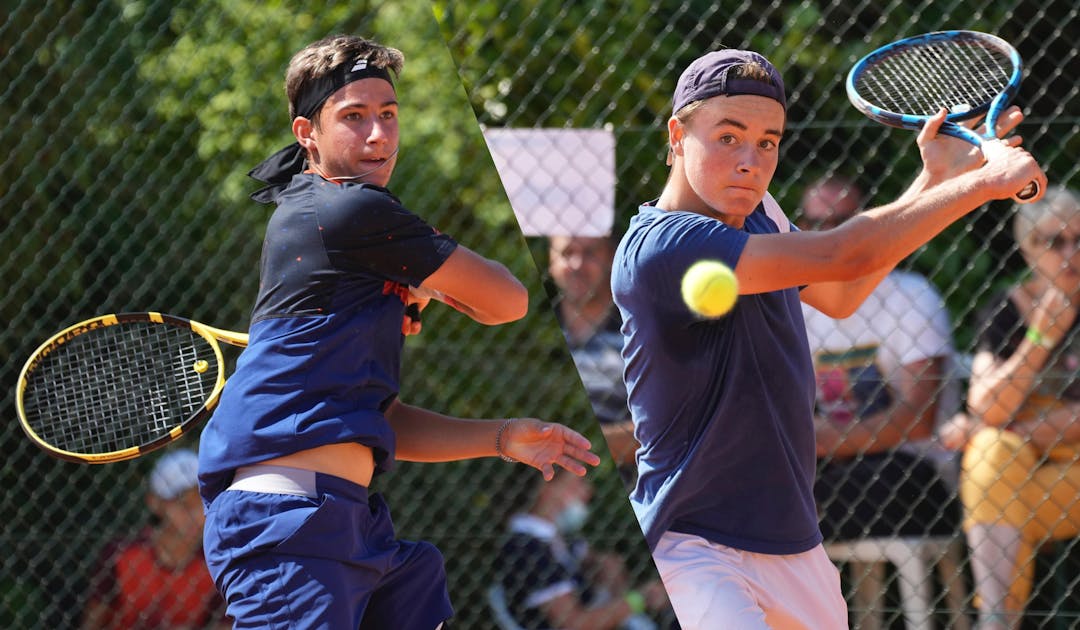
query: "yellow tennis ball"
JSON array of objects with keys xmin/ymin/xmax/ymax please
[{"xmin": 681, "ymin": 260, "xmax": 738, "ymax": 318}]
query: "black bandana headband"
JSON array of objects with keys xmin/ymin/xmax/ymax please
[{"xmin": 249, "ymin": 58, "xmax": 395, "ymax": 204}]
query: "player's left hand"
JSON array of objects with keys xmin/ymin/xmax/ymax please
[
  {"xmin": 402, "ymin": 287, "xmax": 432, "ymax": 336},
  {"xmin": 502, "ymin": 418, "xmax": 601, "ymax": 479},
  {"xmin": 917, "ymin": 105, "xmax": 1025, "ymax": 183}
]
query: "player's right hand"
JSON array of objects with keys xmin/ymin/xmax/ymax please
[
  {"xmin": 402, "ymin": 287, "xmax": 432, "ymax": 336},
  {"xmin": 978, "ymin": 138, "xmax": 1047, "ymax": 203},
  {"xmin": 501, "ymin": 418, "xmax": 601, "ymax": 479}
]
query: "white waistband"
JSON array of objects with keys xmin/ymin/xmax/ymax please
[{"xmin": 227, "ymin": 465, "xmax": 318, "ymax": 498}]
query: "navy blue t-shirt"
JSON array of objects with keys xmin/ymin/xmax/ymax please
[
  {"xmin": 612, "ymin": 196, "xmax": 820, "ymax": 554},
  {"xmin": 199, "ymin": 174, "xmax": 458, "ymax": 505}
]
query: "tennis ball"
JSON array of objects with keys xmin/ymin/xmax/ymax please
[{"xmin": 681, "ymin": 260, "xmax": 738, "ymax": 318}]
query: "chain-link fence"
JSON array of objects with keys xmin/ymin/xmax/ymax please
[
  {"xmin": 0, "ymin": 2, "xmax": 667, "ymax": 629},
  {"xmin": 437, "ymin": 0, "xmax": 1079, "ymax": 628},
  {"xmin": 5, "ymin": 1, "xmax": 1080, "ymax": 629}
]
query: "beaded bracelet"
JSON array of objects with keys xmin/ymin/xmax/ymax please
[{"xmin": 495, "ymin": 418, "xmax": 517, "ymax": 462}]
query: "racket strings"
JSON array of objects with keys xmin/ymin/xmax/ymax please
[
  {"xmin": 857, "ymin": 39, "xmax": 1012, "ymax": 116},
  {"xmin": 21, "ymin": 323, "xmax": 218, "ymax": 454}
]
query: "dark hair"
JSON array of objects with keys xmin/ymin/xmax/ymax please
[{"xmin": 285, "ymin": 34, "xmax": 404, "ymax": 122}]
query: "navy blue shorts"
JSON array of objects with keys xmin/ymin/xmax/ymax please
[{"xmin": 204, "ymin": 467, "xmax": 453, "ymax": 629}]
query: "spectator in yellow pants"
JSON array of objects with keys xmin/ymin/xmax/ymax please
[
  {"xmin": 962, "ymin": 427, "xmax": 1080, "ymax": 628},
  {"xmin": 943, "ymin": 186, "xmax": 1080, "ymax": 629}
]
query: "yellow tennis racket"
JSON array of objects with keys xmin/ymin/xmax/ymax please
[{"xmin": 16, "ymin": 312, "xmax": 248, "ymax": 463}]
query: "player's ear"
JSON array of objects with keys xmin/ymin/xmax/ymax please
[
  {"xmin": 292, "ymin": 116, "xmax": 317, "ymax": 152},
  {"xmin": 668, "ymin": 116, "xmax": 685, "ymax": 161}
]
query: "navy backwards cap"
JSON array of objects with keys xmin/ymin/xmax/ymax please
[
  {"xmin": 672, "ymin": 49, "xmax": 786, "ymax": 114},
  {"xmin": 248, "ymin": 57, "xmax": 395, "ymax": 204}
]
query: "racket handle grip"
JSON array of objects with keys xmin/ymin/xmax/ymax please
[{"xmin": 1013, "ymin": 180, "xmax": 1040, "ymax": 203}]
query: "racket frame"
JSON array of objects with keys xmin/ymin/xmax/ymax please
[
  {"xmin": 16, "ymin": 312, "xmax": 248, "ymax": 464},
  {"xmin": 846, "ymin": 30, "xmax": 1023, "ymax": 145}
]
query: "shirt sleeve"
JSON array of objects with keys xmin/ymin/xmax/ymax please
[
  {"xmin": 319, "ymin": 185, "xmax": 458, "ymax": 286},
  {"xmin": 636, "ymin": 211, "xmax": 750, "ymax": 326}
]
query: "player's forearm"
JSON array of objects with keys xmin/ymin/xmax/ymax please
[
  {"xmin": 437, "ymin": 291, "xmax": 518, "ymax": 325},
  {"xmin": 803, "ymin": 263, "xmax": 893, "ymax": 318},
  {"xmin": 833, "ymin": 170, "xmax": 993, "ymax": 274},
  {"xmin": 422, "ymin": 246, "xmax": 529, "ymax": 324},
  {"xmin": 385, "ymin": 399, "xmax": 500, "ymax": 462}
]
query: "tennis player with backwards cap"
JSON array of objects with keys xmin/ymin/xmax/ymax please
[
  {"xmin": 197, "ymin": 34, "xmax": 600, "ymax": 629},
  {"xmin": 611, "ymin": 49, "xmax": 1046, "ymax": 629}
]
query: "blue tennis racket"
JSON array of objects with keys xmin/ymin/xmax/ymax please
[{"xmin": 847, "ymin": 30, "xmax": 1039, "ymax": 202}]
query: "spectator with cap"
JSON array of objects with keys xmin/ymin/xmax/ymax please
[{"xmin": 82, "ymin": 448, "xmax": 228, "ymax": 629}]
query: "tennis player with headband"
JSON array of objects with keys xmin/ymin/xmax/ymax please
[
  {"xmin": 198, "ymin": 34, "xmax": 599, "ymax": 629},
  {"xmin": 611, "ymin": 49, "xmax": 1046, "ymax": 628}
]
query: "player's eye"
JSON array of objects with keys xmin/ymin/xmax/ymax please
[
  {"xmin": 718, "ymin": 134, "xmax": 737, "ymax": 145},
  {"xmin": 759, "ymin": 139, "xmax": 778, "ymax": 150}
]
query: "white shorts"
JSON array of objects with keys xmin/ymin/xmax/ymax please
[{"xmin": 653, "ymin": 531, "xmax": 848, "ymax": 630}]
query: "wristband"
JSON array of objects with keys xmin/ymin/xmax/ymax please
[
  {"xmin": 1025, "ymin": 327, "xmax": 1057, "ymax": 349},
  {"xmin": 624, "ymin": 590, "xmax": 646, "ymax": 615},
  {"xmin": 495, "ymin": 418, "xmax": 517, "ymax": 463}
]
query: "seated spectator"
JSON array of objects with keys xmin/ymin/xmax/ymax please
[
  {"xmin": 799, "ymin": 175, "xmax": 962, "ymax": 541},
  {"xmin": 549, "ymin": 235, "xmax": 637, "ymax": 486},
  {"xmin": 942, "ymin": 186, "xmax": 1080, "ymax": 630},
  {"xmin": 82, "ymin": 448, "xmax": 228, "ymax": 629},
  {"xmin": 493, "ymin": 471, "xmax": 669, "ymax": 630}
]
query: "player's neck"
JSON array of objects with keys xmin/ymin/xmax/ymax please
[{"xmin": 657, "ymin": 170, "xmax": 698, "ymax": 214}]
